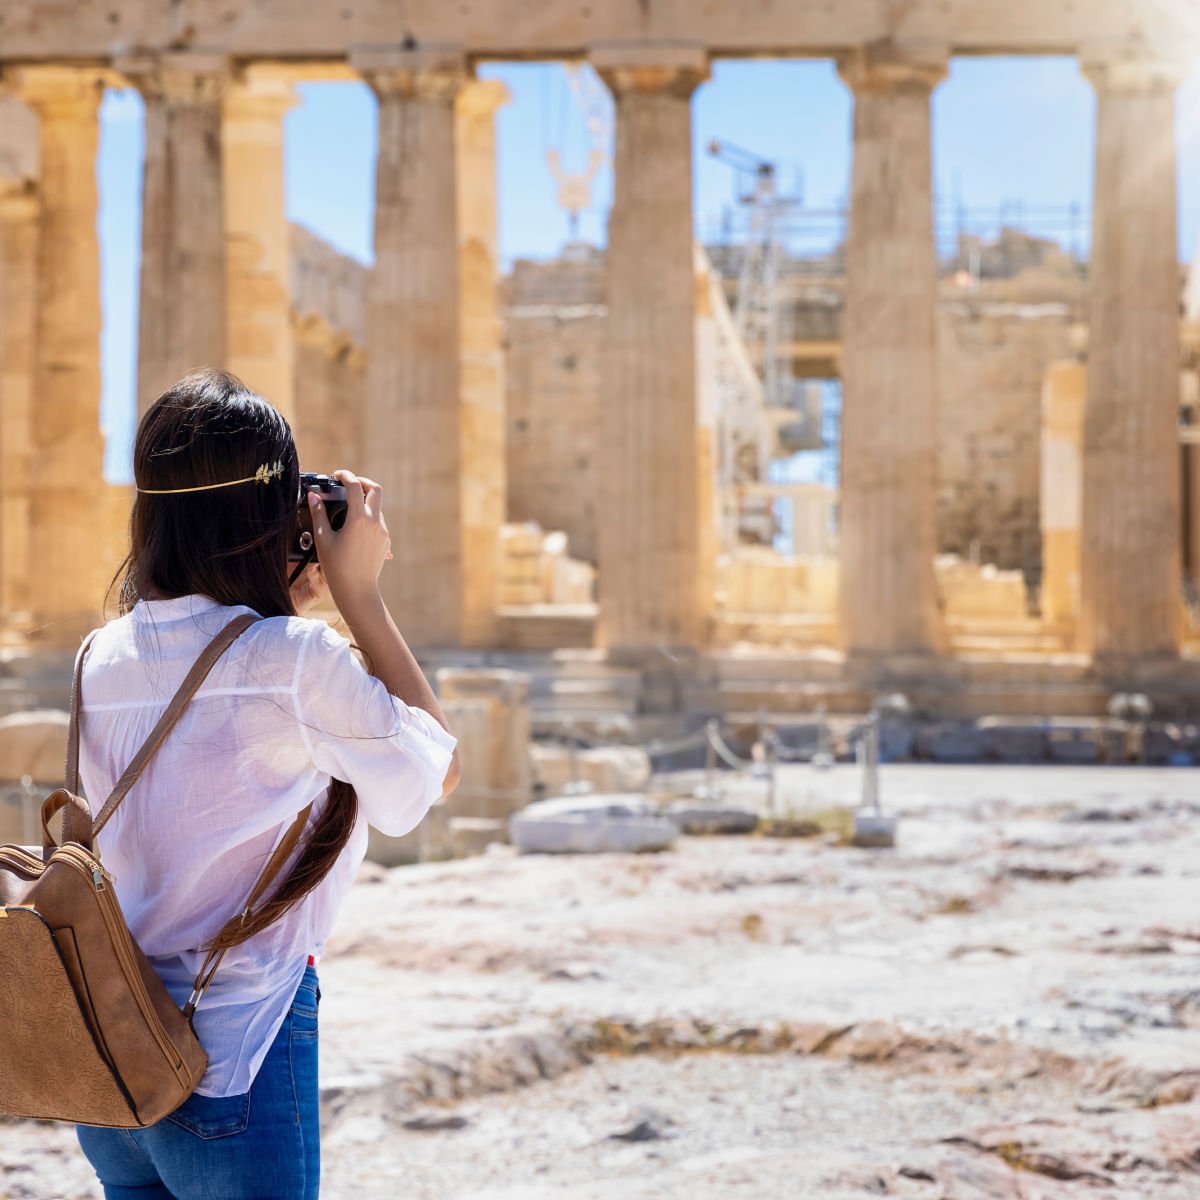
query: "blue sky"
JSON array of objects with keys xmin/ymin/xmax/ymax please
[{"xmin": 98, "ymin": 56, "xmax": 1200, "ymax": 479}]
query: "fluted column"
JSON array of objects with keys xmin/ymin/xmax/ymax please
[
  {"xmin": 1079, "ymin": 55, "xmax": 1184, "ymax": 664},
  {"xmin": 837, "ymin": 46, "xmax": 947, "ymax": 660},
  {"xmin": 223, "ymin": 69, "xmax": 296, "ymax": 417},
  {"xmin": 1040, "ymin": 361, "xmax": 1086, "ymax": 636},
  {"xmin": 127, "ymin": 53, "xmax": 228, "ymax": 413},
  {"xmin": 593, "ymin": 47, "xmax": 707, "ymax": 650},
  {"xmin": 0, "ymin": 167, "xmax": 38, "ymax": 631},
  {"xmin": 14, "ymin": 68, "xmax": 108, "ymax": 642},
  {"xmin": 356, "ymin": 50, "xmax": 466, "ymax": 647},
  {"xmin": 456, "ymin": 79, "xmax": 510, "ymax": 647}
]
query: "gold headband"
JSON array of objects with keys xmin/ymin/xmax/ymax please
[{"xmin": 136, "ymin": 460, "xmax": 285, "ymax": 495}]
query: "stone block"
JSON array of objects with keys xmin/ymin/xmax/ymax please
[
  {"xmin": 879, "ymin": 717, "xmax": 917, "ymax": 762},
  {"xmin": 852, "ymin": 813, "xmax": 898, "ymax": 848},
  {"xmin": 448, "ymin": 816, "xmax": 508, "ymax": 857},
  {"xmin": 0, "ymin": 709, "xmax": 69, "ymax": 783},
  {"xmin": 436, "ymin": 669, "xmax": 532, "ymax": 819},
  {"xmin": 1142, "ymin": 724, "xmax": 1195, "ymax": 766},
  {"xmin": 977, "ymin": 717, "xmax": 1047, "ymax": 763},
  {"xmin": 509, "ymin": 794, "xmax": 678, "ymax": 855},
  {"xmin": 916, "ymin": 722, "xmax": 985, "ymax": 763},
  {"xmin": 440, "ymin": 698, "xmax": 493, "ymax": 817},
  {"xmin": 530, "ymin": 743, "xmax": 651, "ymax": 797},
  {"xmin": 666, "ymin": 802, "xmax": 758, "ymax": 835},
  {"xmin": 1045, "ymin": 721, "xmax": 1102, "ymax": 764}
]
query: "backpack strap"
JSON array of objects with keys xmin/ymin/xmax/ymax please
[
  {"xmin": 90, "ymin": 613, "xmax": 261, "ymax": 838},
  {"xmin": 183, "ymin": 797, "xmax": 314, "ymax": 1020},
  {"xmin": 68, "ymin": 609, "xmax": 318, "ymax": 1020},
  {"xmin": 65, "ymin": 629, "xmax": 103, "ymax": 796}
]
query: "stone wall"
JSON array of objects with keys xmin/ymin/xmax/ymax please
[
  {"xmin": 500, "ymin": 243, "xmax": 1082, "ymax": 578},
  {"xmin": 288, "ymin": 225, "xmax": 367, "ymax": 472},
  {"xmin": 502, "ymin": 252, "xmax": 605, "ymax": 565},
  {"xmin": 289, "ymin": 229, "xmax": 1082, "ymax": 582},
  {"xmin": 936, "ymin": 300, "xmax": 1078, "ymax": 575}
]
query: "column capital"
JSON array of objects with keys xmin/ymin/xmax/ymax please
[
  {"xmin": 457, "ymin": 78, "xmax": 511, "ymax": 121},
  {"xmin": 8, "ymin": 65, "xmax": 105, "ymax": 117},
  {"xmin": 225, "ymin": 68, "xmax": 298, "ymax": 120},
  {"xmin": 589, "ymin": 42, "xmax": 708, "ymax": 97},
  {"xmin": 116, "ymin": 52, "xmax": 231, "ymax": 105},
  {"xmin": 1080, "ymin": 49, "xmax": 1187, "ymax": 94},
  {"xmin": 837, "ymin": 42, "xmax": 949, "ymax": 94},
  {"xmin": 350, "ymin": 46, "xmax": 467, "ymax": 101}
]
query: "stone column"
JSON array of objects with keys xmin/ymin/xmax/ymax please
[
  {"xmin": 14, "ymin": 68, "xmax": 109, "ymax": 643},
  {"xmin": 1079, "ymin": 55, "xmax": 1184, "ymax": 664},
  {"xmin": 223, "ymin": 69, "xmax": 296, "ymax": 417},
  {"xmin": 593, "ymin": 46, "xmax": 708, "ymax": 650},
  {"xmin": 1040, "ymin": 361, "xmax": 1086, "ymax": 635},
  {"xmin": 127, "ymin": 53, "xmax": 228, "ymax": 413},
  {"xmin": 355, "ymin": 49, "xmax": 466, "ymax": 647},
  {"xmin": 456, "ymin": 79, "xmax": 509, "ymax": 647},
  {"xmin": 837, "ymin": 46, "xmax": 947, "ymax": 660},
  {"xmin": 0, "ymin": 93, "xmax": 39, "ymax": 634},
  {"xmin": 0, "ymin": 175, "xmax": 38, "ymax": 631},
  {"xmin": 435, "ymin": 668, "xmax": 532, "ymax": 820}
]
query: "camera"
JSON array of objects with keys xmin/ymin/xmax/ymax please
[{"xmin": 290, "ymin": 473, "xmax": 348, "ymax": 563}]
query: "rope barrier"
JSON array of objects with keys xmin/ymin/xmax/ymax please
[{"xmin": 543, "ymin": 713, "xmax": 857, "ymax": 774}]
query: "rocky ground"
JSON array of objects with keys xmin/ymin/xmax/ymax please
[{"xmin": 4, "ymin": 765, "xmax": 1199, "ymax": 1199}]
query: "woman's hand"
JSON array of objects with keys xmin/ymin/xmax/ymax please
[
  {"xmin": 308, "ymin": 469, "xmax": 392, "ymax": 615},
  {"xmin": 289, "ymin": 561, "xmax": 331, "ymax": 615}
]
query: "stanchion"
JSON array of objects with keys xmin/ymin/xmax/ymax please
[{"xmin": 852, "ymin": 694, "xmax": 908, "ymax": 848}]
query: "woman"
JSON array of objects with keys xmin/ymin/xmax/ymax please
[{"xmin": 74, "ymin": 369, "xmax": 460, "ymax": 1199}]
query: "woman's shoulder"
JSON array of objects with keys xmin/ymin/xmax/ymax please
[{"xmin": 241, "ymin": 614, "xmax": 355, "ymax": 681}]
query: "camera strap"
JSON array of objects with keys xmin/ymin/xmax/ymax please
[{"xmin": 288, "ymin": 545, "xmax": 317, "ymax": 588}]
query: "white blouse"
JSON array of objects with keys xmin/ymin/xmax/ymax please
[{"xmin": 75, "ymin": 593, "xmax": 456, "ymax": 1097}]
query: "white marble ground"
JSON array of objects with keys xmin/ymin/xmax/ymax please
[{"xmin": 4, "ymin": 766, "xmax": 1198, "ymax": 1199}]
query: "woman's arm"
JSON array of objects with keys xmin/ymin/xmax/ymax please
[{"xmin": 309, "ymin": 471, "xmax": 462, "ymax": 798}]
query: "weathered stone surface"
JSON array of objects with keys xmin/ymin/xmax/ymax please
[
  {"xmin": 223, "ymin": 68, "xmax": 295, "ymax": 416},
  {"xmin": 1045, "ymin": 722, "xmax": 1103, "ymax": 764},
  {"xmin": 838, "ymin": 46, "xmax": 946, "ymax": 658},
  {"xmin": 447, "ymin": 816, "xmax": 508, "ymax": 857},
  {"xmin": 9, "ymin": 764, "xmax": 1200, "ymax": 1197},
  {"xmin": 530, "ymin": 743, "xmax": 652, "ymax": 797},
  {"xmin": 456, "ymin": 79, "xmax": 508, "ymax": 648},
  {"xmin": 509, "ymin": 794, "xmax": 678, "ymax": 855},
  {"xmin": 1080, "ymin": 56, "xmax": 1184, "ymax": 663},
  {"xmin": 594, "ymin": 53, "xmax": 706, "ymax": 650},
  {"xmin": 436, "ymin": 669, "xmax": 532, "ymax": 819},
  {"xmin": 132, "ymin": 53, "xmax": 229, "ymax": 410},
  {"xmin": 977, "ymin": 717, "xmax": 1047, "ymax": 762},
  {"xmin": 666, "ymin": 802, "xmax": 758, "ymax": 836},
  {"xmin": 918, "ymin": 722, "xmax": 986, "ymax": 762},
  {"xmin": 14, "ymin": 67, "xmax": 108, "ymax": 643},
  {"xmin": 359, "ymin": 55, "xmax": 465, "ymax": 647}
]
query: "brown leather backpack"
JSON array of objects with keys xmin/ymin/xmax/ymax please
[{"xmin": 0, "ymin": 613, "xmax": 312, "ymax": 1128}]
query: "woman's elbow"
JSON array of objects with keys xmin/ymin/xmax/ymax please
[{"xmin": 439, "ymin": 749, "xmax": 462, "ymax": 799}]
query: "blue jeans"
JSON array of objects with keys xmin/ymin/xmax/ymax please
[{"xmin": 77, "ymin": 964, "xmax": 321, "ymax": 1200}]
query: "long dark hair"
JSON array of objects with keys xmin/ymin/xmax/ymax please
[{"xmin": 109, "ymin": 368, "xmax": 357, "ymax": 950}]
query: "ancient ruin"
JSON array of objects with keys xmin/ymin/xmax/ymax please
[
  {"xmin": 3, "ymin": 4, "xmax": 1200, "ymax": 746},
  {"xmin": 3, "ymin": 7, "xmax": 1200, "ymax": 1197}
]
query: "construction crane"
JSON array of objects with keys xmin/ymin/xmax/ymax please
[
  {"xmin": 707, "ymin": 139, "xmax": 800, "ymax": 412},
  {"xmin": 707, "ymin": 140, "xmax": 804, "ymax": 547},
  {"xmin": 545, "ymin": 65, "xmax": 612, "ymax": 245}
]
